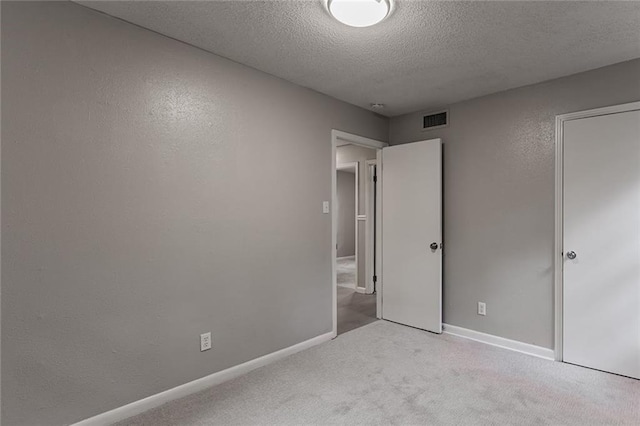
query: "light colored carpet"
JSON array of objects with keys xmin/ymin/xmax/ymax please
[
  {"xmin": 337, "ymin": 286, "xmax": 377, "ymax": 335},
  {"xmin": 336, "ymin": 256, "xmax": 356, "ymax": 288},
  {"xmin": 117, "ymin": 321, "xmax": 640, "ymax": 426}
]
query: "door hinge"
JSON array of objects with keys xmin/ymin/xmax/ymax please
[
  {"xmin": 373, "ymin": 275, "xmax": 377, "ymax": 283},
  {"xmin": 373, "ymin": 175, "xmax": 377, "ymax": 183}
]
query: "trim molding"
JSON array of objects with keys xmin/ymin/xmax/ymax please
[
  {"xmin": 443, "ymin": 324, "xmax": 554, "ymax": 361},
  {"xmin": 375, "ymin": 150, "xmax": 383, "ymax": 318},
  {"xmin": 554, "ymin": 110, "xmax": 564, "ymax": 362},
  {"xmin": 72, "ymin": 331, "xmax": 335, "ymax": 426},
  {"xmin": 553, "ymin": 101, "xmax": 640, "ymax": 362},
  {"xmin": 337, "ymin": 283, "xmax": 356, "ymax": 289},
  {"xmin": 337, "ymin": 255, "xmax": 355, "ymax": 261},
  {"xmin": 364, "ymin": 159, "xmax": 377, "ymax": 295},
  {"xmin": 333, "ymin": 129, "xmax": 388, "ymax": 150}
]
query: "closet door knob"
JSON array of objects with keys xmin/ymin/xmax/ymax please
[
  {"xmin": 567, "ymin": 251, "xmax": 577, "ymax": 260},
  {"xmin": 430, "ymin": 242, "xmax": 439, "ymax": 250}
]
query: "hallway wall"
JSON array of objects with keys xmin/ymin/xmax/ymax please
[{"xmin": 336, "ymin": 171, "xmax": 356, "ymax": 258}]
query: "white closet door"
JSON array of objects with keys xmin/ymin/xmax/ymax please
[
  {"xmin": 563, "ymin": 109, "xmax": 640, "ymax": 379},
  {"xmin": 382, "ymin": 139, "xmax": 442, "ymax": 333}
]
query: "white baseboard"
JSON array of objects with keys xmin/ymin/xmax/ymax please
[
  {"xmin": 337, "ymin": 255, "xmax": 355, "ymax": 260},
  {"xmin": 443, "ymin": 324, "xmax": 554, "ymax": 361},
  {"xmin": 354, "ymin": 286, "xmax": 366, "ymax": 294},
  {"xmin": 337, "ymin": 283, "xmax": 356, "ymax": 289},
  {"xmin": 73, "ymin": 331, "xmax": 336, "ymax": 426}
]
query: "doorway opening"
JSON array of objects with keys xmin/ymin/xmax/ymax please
[
  {"xmin": 331, "ymin": 130, "xmax": 387, "ymax": 336},
  {"xmin": 336, "ymin": 161, "xmax": 358, "ymax": 292}
]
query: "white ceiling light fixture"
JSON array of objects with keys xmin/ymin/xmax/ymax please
[{"xmin": 328, "ymin": 0, "xmax": 391, "ymax": 28}]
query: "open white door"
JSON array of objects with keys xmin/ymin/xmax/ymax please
[{"xmin": 381, "ymin": 139, "xmax": 442, "ymax": 333}]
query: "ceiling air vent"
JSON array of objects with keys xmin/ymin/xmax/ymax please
[{"xmin": 422, "ymin": 110, "xmax": 448, "ymax": 131}]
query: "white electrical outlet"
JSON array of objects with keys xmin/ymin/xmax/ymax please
[
  {"xmin": 322, "ymin": 201, "xmax": 330, "ymax": 214},
  {"xmin": 200, "ymin": 332, "xmax": 212, "ymax": 352},
  {"xmin": 478, "ymin": 302, "xmax": 486, "ymax": 316}
]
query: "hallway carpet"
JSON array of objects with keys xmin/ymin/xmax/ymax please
[
  {"xmin": 117, "ymin": 321, "xmax": 639, "ymax": 425},
  {"xmin": 337, "ymin": 287, "xmax": 376, "ymax": 335}
]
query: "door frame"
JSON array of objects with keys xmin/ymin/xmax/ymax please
[
  {"xmin": 553, "ymin": 101, "xmax": 640, "ymax": 362},
  {"xmin": 364, "ymin": 159, "xmax": 377, "ymax": 295},
  {"xmin": 331, "ymin": 130, "xmax": 388, "ymax": 336},
  {"xmin": 336, "ymin": 161, "xmax": 359, "ymax": 291}
]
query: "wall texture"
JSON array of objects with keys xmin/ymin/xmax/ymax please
[
  {"xmin": 336, "ymin": 171, "xmax": 356, "ymax": 258},
  {"xmin": 0, "ymin": 1, "xmax": 3, "ymax": 415},
  {"xmin": 0, "ymin": 2, "xmax": 388, "ymax": 425},
  {"xmin": 390, "ymin": 58, "xmax": 640, "ymax": 349},
  {"xmin": 336, "ymin": 144, "xmax": 378, "ymax": 288}
]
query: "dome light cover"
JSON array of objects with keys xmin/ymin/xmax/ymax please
[{"xmin": 328, "ymin": 0, "xmax": 391, "ymax": 28}]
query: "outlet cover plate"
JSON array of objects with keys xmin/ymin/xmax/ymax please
[
  {"xmin": 477, "ymin": 302, "xmax": 486, "ymax": 316},
  {"xmin": 200, "ymin": 332, "xmax": 212, "ymax": 351}
]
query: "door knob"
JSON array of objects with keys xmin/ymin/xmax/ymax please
[
  {"xmin": 567, "ymin": 251, "xmax": 577, "ymax": 260},
  {"xmin": 430, "ymin": 242, "xmax": 439, "ymax": 250}
]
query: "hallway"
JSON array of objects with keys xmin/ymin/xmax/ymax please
[{"xmin": 336, "ymin": 257, "xmax": 376, "ymax": 335}]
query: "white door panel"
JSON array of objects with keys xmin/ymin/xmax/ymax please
[
  {"xmin": 563, "ymin": 110, "xmax": 640, "ymax": 379},
  {"xmin": 382, "ymin": 139, "xmax": 442, "ymax": 333}
]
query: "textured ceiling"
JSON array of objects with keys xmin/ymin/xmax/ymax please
[{"xmin": 76, "ymin": 1, "xmax": 640, "ymax": 117}]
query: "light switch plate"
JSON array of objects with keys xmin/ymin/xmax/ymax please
[{"xmin": 323, "ymin": 201, "xmax": 330, "ymax": 214}]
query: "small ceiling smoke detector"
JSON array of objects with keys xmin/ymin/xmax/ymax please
[
  {"xmin": 370, "ymin": 103, "xmax": 385, "ymax": 111},
  {"xmin": 328, "ymin": 0, "xmax": 391, "ymax": 28}
]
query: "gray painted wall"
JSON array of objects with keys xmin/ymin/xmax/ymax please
[
  {"xmin": 336, "ymin": 145, "xmax": 378, "ymax": 288},
  {"xmin": 0, "ymin": 2, "xmax": 388, "ymax": 425},
  {"xmin": 390, "ymin": 58, "xmax": 640, "ymax": 349},
  {"xmin": 0, "ymin": 1, "xmax": 3, "ymax": 416},
  {"xmin": 336, "ymin": 171, "xmax": 356, "ymax": 258}
]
